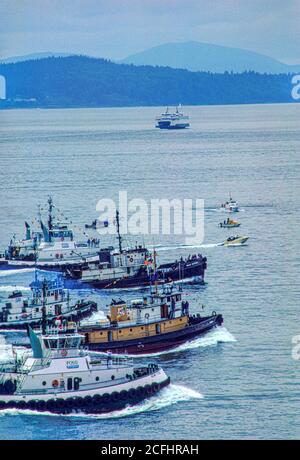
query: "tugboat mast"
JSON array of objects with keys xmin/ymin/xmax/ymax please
[
  {"xmin": 41, "ymin": 278, "xmax": 47, "ymax": 335},
  {"xmin": 48, "ymin": 196, "xmax": 53, "ymax": 232},
  {"xmin": 153, "ymin": 249, "xmax": 158, "ymax": 295},
  {"xmin": 116, "ymin": 210, "xmax": 123, "ymax": 253}
]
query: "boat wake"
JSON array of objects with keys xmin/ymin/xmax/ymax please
[
  {"xmin": 149, "ymin": 242, "xmax": 220, "ymax": 252},
  {"xmin": 0, "ymin": 268, "xmax": 35, "ymax": 278},
  {"xmin": 0, "ymin": 384, "xmax": 202, "ymax": 420},
  {"xmin": 0, "ymin": 285, "xmax": 31, "ymax": 292},
  {"xmin": 89, "ymin": 327, "xmax": 236, "ymax": 359}
]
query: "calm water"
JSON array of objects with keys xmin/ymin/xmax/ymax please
[{"xmin": 0, "ymin": 104, "xmax": 299, "ymax": 440}]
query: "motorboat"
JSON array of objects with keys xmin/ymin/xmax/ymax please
[
  {"xmin": 220, "ymin": 235, "xmax": 249, "ymax": 246},
  {"xmin": 219, "ymin": 219, "xmax": 241, "ymax": 228}
]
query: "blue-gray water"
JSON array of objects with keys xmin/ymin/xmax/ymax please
[{"xmin": 0, "ymin": 104, "xmax": 299, "ymax": 439}]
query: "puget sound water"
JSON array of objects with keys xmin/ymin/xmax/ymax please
[{"xmin": 0, "ymin": 103, "xmax": 299, "ymax": 439}]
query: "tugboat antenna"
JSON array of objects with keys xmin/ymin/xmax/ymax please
[{"xmin": 116, "ymin": 210, "xmax": 123, "ymax": 253}]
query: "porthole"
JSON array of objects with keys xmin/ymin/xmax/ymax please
[
  {"xmin": 141, "ymin": 327, "xmax": 144, "ymax": 330},
  {"xmin": 42, "ymin": 381, "xmax": 46, "ymax": 386},
  {"xmin": 130, "ymin": 328, "xmax": 132, "ymax": 332},
  {"xmin": 95, "ymin": 376, "xmax": 99, "ymax": 381},
  {"xmin": 111, "ymin": 375, "xmax": 115, "ymax": 380}
]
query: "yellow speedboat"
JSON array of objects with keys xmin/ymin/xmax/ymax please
[{"xmin": 221, "ymin": 235, "xmax": 249, "ymax": 246}]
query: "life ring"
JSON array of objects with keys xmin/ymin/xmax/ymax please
[
  {"xmin": 144, "ymin": 384, "xmax": 152, "ymax": 395},
  {"xmin": 83, "ymin": 395, "xmax": 93, "ymax": 405},
  {"xmin": 119, "ymin": 390, "xmax": 128, "ymax": 401},
  {"xmin": 61, "ymin": 349, "xmax": 68, "ymax": 357},
  {"xmin": 36, "ymin": 399, "xmax": 46, "ymax": 410},
  {"xmin": 129, "ymin": 257, "xmax": 134, "ymax": 263},
  {"xmin": 92, "ymin": 394, "xmax": 102, "ymax": 404},
  {"xmin": 212, "ymin": 311, "xmax": 217, "ymax": 316},
  {"xmin": 65, "ymin": 398, "xmax": 75, "ymax": 409},
  {"xmin": 111, "ymin": 392, "xmax": 119, "ymax": 402},
  {"xmin": 152, "ymin": 382, "xmax": 160, "ymax": 392},
  {"xmin": 46, "ymin": 399, "xmax": 56, "ymax": 411},
  {"xmin": 136, "ymin": 386, "xmax": 145, "ymax": 397},
  {"xmin": 73, "ymin": 397, "xmax": 84, "ymax": 408},
  {"xmin": 16, "ymin": 400, "xmax": 27, "ymax": 409},
  {"xmin": 52, "ymin": 379, "xmax": 59, "ymax": 388},
  {"xmin": 0, "ymin": 400, "xmax": 6, "ymax": 409},
  {"xmin": 145, "ymin": 313, "xmax": 150, "ymax": 320},
  {"xmin": 128, "ymin": 388, "xmax": 137, "ymax": 400},
  {"xmin": 101, "ymin": 393, "xmax": 111, "ymax": 404}
]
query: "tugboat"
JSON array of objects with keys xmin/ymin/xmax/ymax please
[
  {"xmin": 79, "ymin": 265, "xmax": 223, "ymax": 355},
  {"xmin": 220, "ymin": 235, "xmax": 249, "ymax": 246},
  {"xmin": 155, "ymin": 105, "xmax": 190, "ymax": 129},
  {"xmin": 0, "ymin": 272, "xmax": 97, "ymax": 330},
  {"xmin": 0, "ymin": 322, "xmax": 170, "ymax": 414},
  {"xmin": 219, "ymin": 218, "xmax": 241, "ymax": 228},
  {"xmin": 0, "ymin": 197, "xmax": 101, "ymax": 271},
  {"xmin": 220, "ymin": 195, "xmax": 239, "ymax": 213},
  {"xmin": 68, "ymin": 212, "xmax": 207, "ymax": 289}
]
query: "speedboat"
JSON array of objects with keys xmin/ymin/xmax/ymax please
[
  {"xmin": 220, "ymin": 235, "xmax": 249, "ymax": 246},
  {"xmin": 0, "ymin": 323, "xmax": 170, "ymax": 414},
  {"xmin": 79, "ymin": 284, "xmax": 223, "ymax": 355},
  {"xmin": 0, "ymin": 272, "xmax": 97, "ymax": 330},
  {"xmin": 219, "ymin": 219, "xmax": 241, "ymax": 228},
  {"xmin": 155, "ymin": 105, "xmax": 190, "ymax": 129}
]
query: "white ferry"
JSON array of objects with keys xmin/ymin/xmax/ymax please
[{"xmin": 155, "ymin": 105, "xmax": 190, "ymax": 129}]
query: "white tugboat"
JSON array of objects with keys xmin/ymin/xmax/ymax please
[
  {"xmin": 0, "ymin": 272, "xmax": 97, "ymax": 330},
  {"xmin": 155, "ymin": 105, "xmax": 190, "ymax": 129},
  {"xmin": 0, "ymin": 197, "xmax": 101, "ymax": 270},
  {"xmin": 220, "ymin": 195, "xmax": 239, "ymax": 213},
  {"xmin": 0, "ymin": 322, "xmax": 170, "ymax": 414}
]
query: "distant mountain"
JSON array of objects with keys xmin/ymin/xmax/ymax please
[
  {"xmin": 121, "ymin": 42, "xmax": 300, "ymax": 74},
  {"xmin": 0, "ymin": 55, "xmax": 296, "ymax": 109},
  {"xmin": 0, "ymin": 52, "xmax": 72, "ymax": 64}
]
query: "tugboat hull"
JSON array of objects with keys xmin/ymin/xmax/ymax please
[
  {"xmin": 0, "ymin": 369, "xmax": 170, "ymax": 415},
  {"xmin": 82, "ymin": 314, "xmax": 223, "ymax": 355},
  {"xmin": 74, "ymin": 257, "xmax": 207, "ymax": 289}
]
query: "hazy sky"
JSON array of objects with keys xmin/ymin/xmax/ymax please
[{"xmin": 0, "ymin": 0, "xmax": 299, "ymax": 63}]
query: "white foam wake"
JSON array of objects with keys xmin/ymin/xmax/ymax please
[
  {"xmin": 89, "ymin": 327, "xmax": 236, "ymax": 359},
  {"xmin": 0, "ymin": 384, "xmax": 202, "ymax": 420},
  {"xmin": 149, "ymin": 242, "xmax": 220, "ymax": 252},
  {"xmin": 0, "ymin": 285, "xmax": 31, "ymax": 292},
  {"xmin": 0, "ymin": 269, "xmax": 35, "ymax": 278}
]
